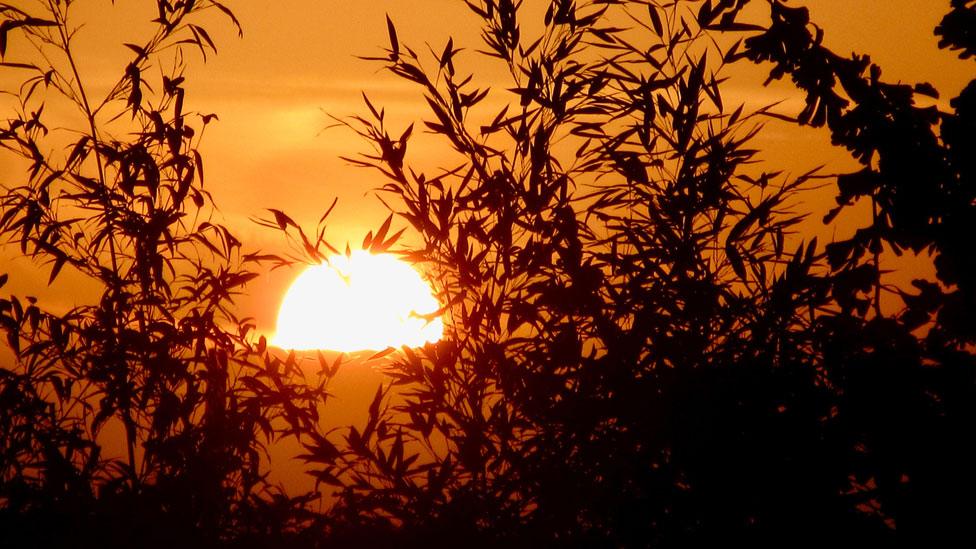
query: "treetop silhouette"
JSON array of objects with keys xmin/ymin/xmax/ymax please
[{"xmin": 2, "ymin": 1, "xmax": 973, "ymax": 547}]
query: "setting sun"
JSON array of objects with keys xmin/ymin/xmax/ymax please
[{"xmin": 271, "ymin": 251, "xmax": 443, "ymax": 352}]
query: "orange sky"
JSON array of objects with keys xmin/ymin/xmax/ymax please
[
  {"xmin": 1, "ymin": 0, "xmax": 970, "ymax": 333},
  {"xmin": 1, "ymin": 0, "xmax": 971, "ymax": 499}
]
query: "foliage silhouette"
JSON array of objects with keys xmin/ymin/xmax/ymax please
[
  {"xmin": 1, "ymin": 2, "xmax": 329, "ymax": 547},
  {"xmin": 0, "ymin": 0, "xmax": 973, "ymax": 547},
  {"xmin": 301, "ymin": 0, "xmax": 976, "ymax": 546}
]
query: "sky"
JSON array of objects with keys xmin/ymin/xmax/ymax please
[
  {"xmin": 1, "ymin": 0, "xmax": 970, "ymax": 334},
  {"xmin": 1, "ymin": 0, "xmax": 970, "ymax": 498}
]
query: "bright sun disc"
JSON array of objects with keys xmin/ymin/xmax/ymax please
[{"xmin": 271, "ymin": 251, "xmax": 443, "ymax": 352}]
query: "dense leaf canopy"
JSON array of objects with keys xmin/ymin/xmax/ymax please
[{"xmin": 1, "ymin": 1, "xmax": 973, "ymax": 547}]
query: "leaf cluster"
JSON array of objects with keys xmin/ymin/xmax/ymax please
[
  {"xmin": 307, "ymin": 1, "xmax": 976, "ymax": 545},
  {"xmin": 1, "ymin": 1, "xmax": 973, "ymax": 547},
  {"xmin": 0, "ymin": 3, "xmax": 330, "ymax": 546}
]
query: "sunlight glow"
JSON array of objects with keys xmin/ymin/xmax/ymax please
[{"xmin": 271, "ymin": 251, "xmax": 443, "ymax": 352}]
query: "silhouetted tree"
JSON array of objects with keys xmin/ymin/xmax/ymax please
[
  {"xmin": 2, "ymin": 1, "xmax": 973, "ymax": 547},
  {"xmin": 743, "ymin": 1, "xmax": 976, "ymax": 543},
  {"xmin": 300, "ymin": 0, "xmax": 975, "ymax": 546},
  {"xmin": 0, "ymin": 2, "xmax": 330, "ymax": 547}
]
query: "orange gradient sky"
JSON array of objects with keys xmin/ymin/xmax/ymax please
[
  {"xmin": 1, "ymin": 0, "xmax": 970, "ymax": 336},
  {"xmin": 1, "ymin": 0, "xmax": 971, "ymax": 500}
]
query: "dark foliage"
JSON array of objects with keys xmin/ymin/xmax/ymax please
[
  {"xmin": 1, "ymin": 2, "xmax": 329, "ymax": 547},
  {"xmin": 308, "ymin": 0, "xmax": 976, "ymax": 546},
  {"xmin": 1, "ymin": 1, "xmax": 973, "ymax": 547}
]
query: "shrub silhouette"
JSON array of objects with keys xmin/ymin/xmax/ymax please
[
  {"xmin": 305, "ymin": 1, "xmax": 976, "ymax": 546},
  {"xmin": 1, "ymin": 0, "xmax": 974, "ymax": 547},
  {"xmin": 0, "ymin": 2, "xmax": 329, "ymax": 546}
]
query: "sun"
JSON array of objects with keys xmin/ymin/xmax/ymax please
[{"xmin": 271, "ymin": 251, "xmax": 443, "ymax": 352}]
